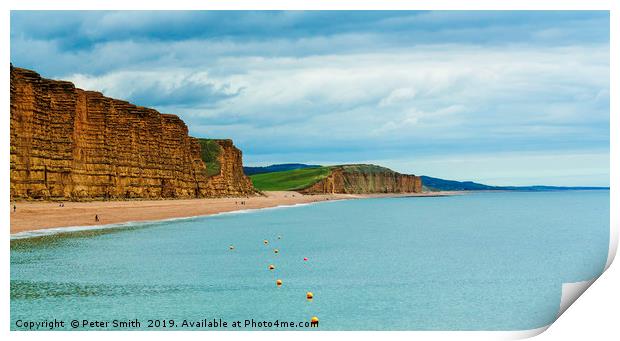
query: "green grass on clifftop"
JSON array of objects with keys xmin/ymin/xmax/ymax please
[
  {"xmin": 197, "ymin": 139, "xmax": 222, "ymax": 177},
  {"xmin": 341, "ymin": 164, "xmax": 394, "ymax": 174},
  {"xmin": 250, "ymin": 167, "xmax": 332, "ymax": 191}
]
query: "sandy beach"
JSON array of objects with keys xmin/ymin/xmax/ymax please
[{"xmin": 9, "ymin": 191, "xmax": 456, "ymax": 235}]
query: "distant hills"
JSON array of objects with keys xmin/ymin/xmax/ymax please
[
  {"xmin": 243, "ymin": 163, "xmax": 321, "ymax": 175},
  {"xmin": 419, "ymin": 176, "xmax": 496, "ymax": 191},
  {"xmin": 420, "ymin": 176, "xmax": 609, "ymax": 192},
  {"xmin": 244, "ymin": 164, "xmax": 609, "ymax": 192}
]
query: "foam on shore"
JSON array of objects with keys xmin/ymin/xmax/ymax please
[
  {"xmin": 10, "ymin": 201, "xmax": 323, "ymax": 240},
  {"xmin": 10, "ymin": 192, "xmax": 446, "ymax": 240}
]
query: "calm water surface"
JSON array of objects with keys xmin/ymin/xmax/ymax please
[{"xmin": 10, "ymin": 191, "xmax": 609, "ymax": 330}]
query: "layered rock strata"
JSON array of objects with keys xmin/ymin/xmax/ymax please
[
  {"xmin": 300, "ymin": 165, "xmax": 423, "ymax": 194},
  {"xmin": 10, "ymin": 65, "xmax": 254, "ymax": 200}
]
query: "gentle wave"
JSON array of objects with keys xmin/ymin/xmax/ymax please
[{"xmin": 10, "ymin": 200, "xmax": 327, "ymax": 240}]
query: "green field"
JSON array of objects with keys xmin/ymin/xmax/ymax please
[{"xmin": 249, "ymin": 166, "xmax": 332, "ymax": 191}]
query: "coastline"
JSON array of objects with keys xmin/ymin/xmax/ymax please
[{"xmin": 10, "ymin": 191, "xmax": 458, "ymax": 237}]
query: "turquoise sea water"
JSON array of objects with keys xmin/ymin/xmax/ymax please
[{"xmin": 10, "ymin": 191, "xmax": 609, "ymax": 330}]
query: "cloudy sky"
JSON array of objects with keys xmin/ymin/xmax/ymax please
[{"xmin": 11, "ymin": 11, "xmax": 609, "ymax": 186}]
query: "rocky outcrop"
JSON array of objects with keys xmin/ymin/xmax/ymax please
[
  {"xmin": 200, "ymin": 139, "xmax": 255, "ymax": 196},
  {"xmin": 10, "ymin": 65, "xmax": 255, "ymax": 200},
  {"xmin": 299, "ymin": 164, "xmax": 422, "ymax": 194}
]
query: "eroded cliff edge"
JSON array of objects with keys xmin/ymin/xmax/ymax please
[
  {"xmin": 299, "ymin": 165, "xmax": 423, "ymax": 194},
  {"xmin": 10, "ymin": 65, "xmax": 255, "ymax": 200}
]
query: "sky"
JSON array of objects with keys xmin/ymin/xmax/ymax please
[{"xmin": 10, "ymin": 11, "xmax": 610, "ymax": 186}]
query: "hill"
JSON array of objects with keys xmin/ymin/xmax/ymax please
[
  {"xmin": 421, "ymin": 176, "xmax": 609, "ymax": 192},
  {"xmin": 249, "ymin": 166, "xmax": 332, "ymax": 191},
  {"xmin": 249, "ymin": 164, "xmax": 422, "ymax": 193},
  {"xmin": 420, "ymin": 176, "xmax": 496, "ymax": 191},
  {"xmin": 244, "ymin": 163, "xmax": 321, "ymax": 175},
  {"xmin": 246, "ymin": 163, "xmax": 608, "ymax": 193}
]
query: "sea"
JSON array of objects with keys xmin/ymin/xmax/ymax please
[{"xmin": 10, "ymin": 190, "xmax": 610, "ymax": 330}]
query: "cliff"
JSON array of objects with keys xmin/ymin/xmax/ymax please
[
  {"xmin": 299, "ymin": 164, "xmax": 423, "ymax": 194},
  {"xmin": 10, "ymin": 65, "xmax": 255, "ymax": 200},
  {"xmin": 198, "ymin": 139, "xmax": 255, "ymax": 196}
]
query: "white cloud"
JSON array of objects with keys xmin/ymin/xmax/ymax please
[
  {"xmin": 379, "ymin": 87, "xmax": 417, "ymax": 107},
  {"xmin": 10, "ymin": 11, "xmax": 609, "ymax": 185},
  {"xmin": 52, "ymin": 41, "xmax": 608, "ymax": 185},
  {"xmin": 61, "ymin": 42, "xmax": 608, "ymax": 142},
  {"xmin": 361, "ymin": 150, "xmax": 610, "ymax": 187}
]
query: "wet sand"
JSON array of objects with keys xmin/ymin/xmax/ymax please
[{"xmin": 9, "ymin": 191, "xmax": 458, "ymax": 235}]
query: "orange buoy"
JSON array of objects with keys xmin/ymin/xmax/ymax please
[
  {"xmin": 306, "ymin": 291, "xmax": 314, "ymax": 300},
  {"xmin": 310, "ymin": 316, "xmax": 319, "ymax": 325},
  {"xmin": 269, "ymin": 264, "xmax": 275, "ymax": 271},
  {"xmin": 274, "ymin": 248, "xmax": 279, "ymax": 254},
  {"xmin": 276, "ymin": 279, "xmax": 282, "ymax": 287}
]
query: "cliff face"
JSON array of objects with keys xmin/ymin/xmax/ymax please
[
  {"xmin": 10, "ymin": 66, "xmax": 255, "ymax": 200},
  {"xmin": 300, "ymin": 165, "xmax": 422, "ymax": 194},
  {"xmin": 200, "ymin": 139, "xmax": 255, "ymax": 196}
]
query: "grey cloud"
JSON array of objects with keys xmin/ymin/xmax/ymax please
[
  {"xmin": 10, "ymin": 11, "xmax": 610, "ymax": 185},
  {"xmin": 127, "ymin": 80, "xmax": 243, "ymax": 108}
]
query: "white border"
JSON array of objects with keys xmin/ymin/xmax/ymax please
[
  {"xmin": 0, "ymin": 0, "xmax": 616, "ymax": 11},
  {"xmin": 2, "ymin": 1, "xmax": 617, "ymax": 340}
]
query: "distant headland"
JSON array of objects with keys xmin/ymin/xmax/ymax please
[{"xmin": 246, "ymin": 164, "xmax": 609, "ymax": 192}]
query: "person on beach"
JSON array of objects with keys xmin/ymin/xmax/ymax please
[
  {"xmin": 95, "ymin": 214, "xmax": 99, "ymax": 222},
  {"xmin": 13, "ymin": 204, "xmax": 16, "ymax": 212}
]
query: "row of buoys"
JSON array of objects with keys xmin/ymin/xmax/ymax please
[
  {"xmin": 231, "ymin": 235, "xmax": 317, "ymax": 326},
  {"xmin": 262, "ymin": 235, "xmax": 318, "ymax": 326}
]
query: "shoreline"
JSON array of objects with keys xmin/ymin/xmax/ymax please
[{"xmin": 10, "ymin": 191, "xmax": 458, "ymax": 237}]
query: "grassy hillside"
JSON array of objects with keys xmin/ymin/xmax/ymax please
[
  {"xmin": 248, "ymin": 163, "xmax": 609, "ymax": 192},
  {"xmin": 250, "ymin": 166, "xmax": 331, "ymax": 191},
  {"xmin": 249, "ymin": 164, "xmax": 401, "ymax": 191},
  {"xmin": 244, "ymin": 163, "xmax": 321, "ymax": 175},
  {"xmin": 197, "ymin": 139, "xmax": 222, "ymax": 177}
]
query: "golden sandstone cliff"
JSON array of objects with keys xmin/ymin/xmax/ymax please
[
  {"xmin": 10, "ymin": 65, "xmax": 255, "ymax": 200},
  {"xmin": 300, "ymin": 165, "xmax": 423, "ymax": 194}
]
